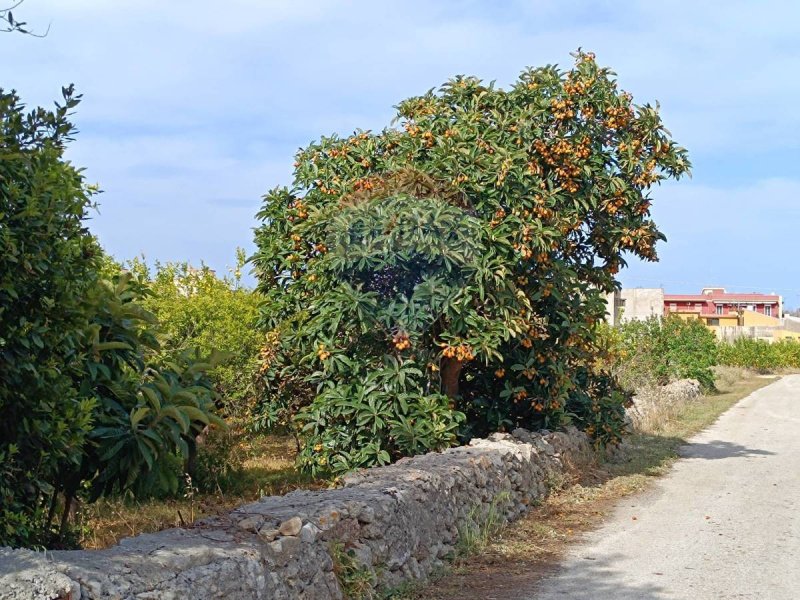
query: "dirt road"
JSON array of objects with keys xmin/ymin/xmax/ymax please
[{"xmin": 525, "ymin": 375, "xmax": 800, "ymax": 600}]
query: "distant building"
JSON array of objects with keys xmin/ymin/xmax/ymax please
[
  {"xmin": 664, "ymin": 287, "xmax": 782, "ymax": 328},
  {"xmin": 604, "ymin": 288, "xmax": 664, "ymax": 326}
]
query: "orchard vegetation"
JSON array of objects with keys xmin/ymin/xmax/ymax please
[
  {"xmin": 125, "ymin": 252, "xmax": 263, "ymax": 418},
  {"xmin": 253, "ymin": 51, "xmax": 691, "ymax": 474},
  {"xmin": 7, "ymin": 51, "xmax": 740, "ymax": 551},
  {"xmin": 0, "ymin": 88, "xmax": 224, "ymax": 547},
  {"xmin": 600, "ymin": 316, "xmax": 719, "ymax": 391},
  {"xmin": 717, "ymin": 338, "xmax": 800, "ymax": 373}
]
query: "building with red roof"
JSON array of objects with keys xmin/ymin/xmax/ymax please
[{"xmin": 664, "ymin": 287, "xmax": 782, "ymax": 327}]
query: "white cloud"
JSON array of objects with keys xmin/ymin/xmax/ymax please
[{"xmin": 4, "ymin": 0, "xmax": 799, "ymax": 287}]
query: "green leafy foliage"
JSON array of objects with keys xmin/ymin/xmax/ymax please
[
  {"xmin": 253, "ymin": 51, "xmax": 690, "ymax": 472},
  {"xmin": 0, "ymin": 88, "xmax": 223, "ymax": 548},
  {"xmin": 600, "ymin": 315, "xmax": 718, "ymax": 391},
  {"xmin": 717, "ymin": 338, "xmax": 800, "ymax": 373},
  {"xmin": 0, "ymin": 85, "xmax": 100, "ymax": 547},
  {"xmin": 124, "ymin": 250, "xmax": 262, "ymax": 418},
  {"xmin": 76, "ymin": 274, "xmax": 227, "ymax": 500}
]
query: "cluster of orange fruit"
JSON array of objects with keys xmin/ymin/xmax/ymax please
[
  {"xmin": 346, "ymin": 132, "xmax": 371, "ymax": 145},
  {"xmin": 604, "ymin": 105, "xmax": 633, "ymax": 130},
  {"xmin": 563, "ymin": 77, "xmax": 592, "ymax": 97},
  {"xmin": 476, "ymin": 138, "xmax": 495, "ymax": 155},
  {"xmin": 289, "ymin": 199, "xmax": 308, "ymax": 220},
  {"xmin": 602, "ymin": 195, "xmax": 627, "ymax": 215},
  {"xmin": 526, "ymin": 160, "xmax": 543, "ymax": 176},
  {"xmin": 532, "ymin": 139, "xmax": 587, "ymax": 193},
  {"xmin": 494, "ymin": 368, "xmax": 505, "ymax": 378},
  {"xmin": 352, "ymin": 177, "xmax": 376, "ymax": 192},
  {"xmin": 317, "ymin": 344, "xmax": 331, "ymax": 361},
  {"xmin": 618, "ymin": 138, "xmax": 642, "ymax": 154},
  {"xmin": 489, "ymin": 207, "xmax": 506, "ymax": 228},
  {"xmin": 550, "ymin": 97, "xmax": 575, "ymax": 120},
  {"xmin": 290, "ymin": 233, "xmax": 302, "ymax": 250},
  {"xmin": 392, "ymin": 331, "xmax": 411, "ymax": 351},
  {"xmin": 403, "ymin": 122, "xmax": 420, "ymax": 137},
  {"xmin": 515, "ymin": 244, "xmax": 534, "ymax": 260},
  {"xmin": 326, "ymin": 145, "xmax": 351, "ymax": 159},
  {"xmin": 635, "ymin": 199, "xmax": 651, "ymax": 216},
  {"xmin": 632, "ymin": 159, "xmax": 658, "ymax": 187},
  {"xmin": 257, "ymin": 331, "xmax": 281, "ymax": 374},
  {"xmin": 441, "ymin": 344, "xmax": 475, "ymax": 361},
  {"xmin": 421, "ymin": 131, "xmax": 435, "ymax": 148},
  {"xmin": 532, "ymin": 204, "xmax": 554, "ymax": 220}
]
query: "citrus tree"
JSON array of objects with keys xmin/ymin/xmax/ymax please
[
  {"xmin": 125, "ymin": 250, "xmax": 263, "ymax": 418},
  {"xmin": 253, "ymin": 51, "xmax": 690, "ymax": 474},
  {"xmin": 0, "ymin": 87, "xmax": 222, "ymax": 547}
]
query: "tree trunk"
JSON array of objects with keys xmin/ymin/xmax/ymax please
[
  {"xmin": 58, "ymin": 492, "xmax": 73, "ymax": 542},
  {"xmin": 440, "ymin": 356, "xmax": 463, "ymax": 399}
]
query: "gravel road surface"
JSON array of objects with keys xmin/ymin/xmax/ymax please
[{"xmin": 525, "ymin": 374, "xmax": 800, "ymax": 600}]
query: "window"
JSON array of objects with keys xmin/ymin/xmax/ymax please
[
  {"xmin": 716, "ymin": 305, "xmax": 723, "ymax": 315},
  {"xmin": 695, "ymin": 303, "xmax": 702, "ymax": 311},
  {"xmin": 765, "ymin": 305, "xmax": 772, "ymax": 317},
  {"xmin": 708, "ymin": 318, "xmax": 720, "ymax": 326},
  {"xmin": 670, "ymin": 303, "xmax": 677, "ymax": 312}
]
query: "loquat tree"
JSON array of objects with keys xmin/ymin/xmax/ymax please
[{"xmin": 252, "ymin": 51, "xmax": 690, "ymax": 474}]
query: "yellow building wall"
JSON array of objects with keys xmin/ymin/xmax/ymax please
[
  {"xmin": 775, "ymin": 329, "xmax": 800, "ymax": 341},
  {"xmin": 741, "ymin": 311, "xmax": 781, "ymax": 327}
]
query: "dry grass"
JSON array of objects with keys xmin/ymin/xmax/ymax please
[
  {"xmin": 79, "ymin": 435, "xmax": 324, "ymax": 549},
  {"xmin": 393, "ymin": 370, "xmax": 776, "ymax": 599}
]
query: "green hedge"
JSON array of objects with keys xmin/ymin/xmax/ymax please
[{"xmin": 717, "ymin": 338, "xmax": 800, "ymax": 373}]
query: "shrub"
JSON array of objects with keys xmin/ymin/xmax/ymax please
[
  {"xmin": 0, "ymin": 86, "xmax": 100, "ymax": 546},
  {"xmin": 0, "ymin": 88, "xmax": 223, "ymax": 547},
  {"xmin": 603, "ymin": 316, "xmax": 718, "ymax": 391},
  {"xmin": 126, "ymin": 251, "xmax": 263, "ymax": 418},
  {"xmin": 717, "ymin": 338, "xmax": 800, "ymax": 373},
  {"xmin": 252, "ymin": 51, "xmax": 690, "ymax": 474}
]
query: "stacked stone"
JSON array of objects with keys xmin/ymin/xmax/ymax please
[{"xmin": 0, "ymin": 427, "xmax": 595, "ymax": 599}]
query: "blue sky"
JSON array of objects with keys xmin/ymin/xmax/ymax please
[{"xmin": 5, "ymin": 1, "xmax": 800, "ymax": 307}]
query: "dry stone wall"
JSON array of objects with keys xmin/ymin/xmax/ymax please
[{"xmin": 0, "ymin": 427, "xmax": 595, "ymax": 600}]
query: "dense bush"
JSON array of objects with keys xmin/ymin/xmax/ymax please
[
  {"xmin": 253, "ymin": 51, "xmax": 690, "ymax": 473},
  {"xmin": 0, "ymin": 89, "xmax": 222, "ymax": 548},
  {"xmin": 126, "ymin": 251, "xmax": 263, "ymax": 418},
  {"xmin": 0, "ymin": 86, "xmax": 100, "ymax": 545},
  {"xmin": 601, "ymin": 316, "xmax": 718, "ymax": 391},
  {"xmin": 717, "ymin": 338, "xmax": 800, "ymax": 373}
]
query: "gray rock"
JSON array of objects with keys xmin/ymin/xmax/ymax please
[
  {"xmin": 0, "ymin": 427, "xmax": 596, "ymax": 599},
  {"xmin": 300, "ymin": 523, "xmax": 320, "ymax": 544},
  {"xmin": 258, "ymin": 527, "xmax": 281, "ymax": 542},
  {"xmin": 279, "ymin": 516, "xmax": 303, "ymax": 537},
  {"xmin": 238, "ymin": 515, "xmax": 264, "ymax": 532}
]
